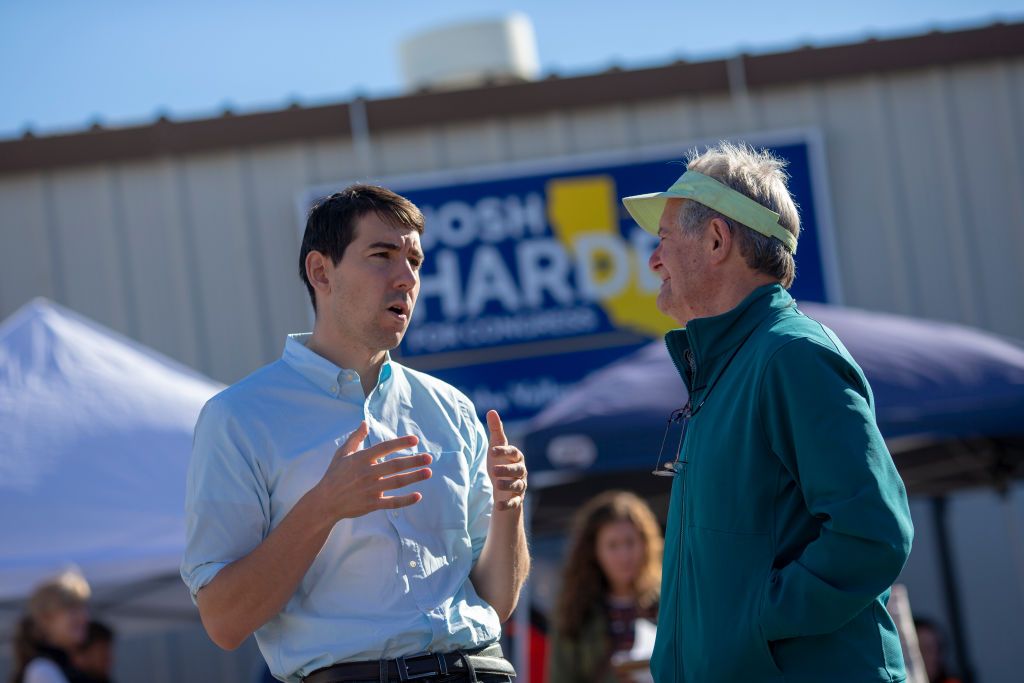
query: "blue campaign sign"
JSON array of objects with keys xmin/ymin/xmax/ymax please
[{"xmin": 303, "ymin": 131, "xmax": 838, "ymax": 421}]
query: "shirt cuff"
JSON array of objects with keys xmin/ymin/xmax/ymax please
[{"xmin": 183, "ymin": 561, "xmax": 229, "ymax": 605}]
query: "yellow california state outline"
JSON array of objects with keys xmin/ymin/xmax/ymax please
[{"xmin": 546, "ymin": 175, "xmax": 676, "ymax": 338}]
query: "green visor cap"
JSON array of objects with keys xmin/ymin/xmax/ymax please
[{"xmin": 621, "ymin": 170, "xmax": 797, "ymax": 254}]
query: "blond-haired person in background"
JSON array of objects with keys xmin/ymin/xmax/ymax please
[
  {"xmin": 10, "ymin": 570, "xmax": 90, "ymax": 683},
  {"xmin": 547, "ymin": 491, "xmax": 662, "ymax": 683}
]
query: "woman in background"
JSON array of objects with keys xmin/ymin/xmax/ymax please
[
  {"xmin": 547, "ymin": 490, "xmax": 663, "ymax": 683},
  {"xmin": 10, "ymin": 570, "xmax": 91, "ymax": 683}
]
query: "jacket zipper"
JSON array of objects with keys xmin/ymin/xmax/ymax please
[
  {"xmin": 678, "ymin": 348, "xmax": 694, "ymax": 679},
  {"xmin": 665, "ymin": 340, "xmax": 697, "ymax": 678}
]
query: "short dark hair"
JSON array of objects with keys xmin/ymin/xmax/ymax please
[
  {"xmin": 80, "ymin": 620, "xmax": 114, "ymax": 648},
  {"xmin": 299, "ymin": 184, "xmax": 424, "ymax": 313}
]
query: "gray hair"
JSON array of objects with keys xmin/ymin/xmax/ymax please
[{"xmin": 680, "ymin": 142, "xmax": 801, "ymax": 288}]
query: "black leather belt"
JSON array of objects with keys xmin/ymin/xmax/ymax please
[{"xmin": 303, "ymin": 643, "xmax": 515, "ymax": 683}]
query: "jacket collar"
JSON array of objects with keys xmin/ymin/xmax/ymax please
[{"xmin": 665, "ymin": 283, "xmax": 795, "ymax": 390}]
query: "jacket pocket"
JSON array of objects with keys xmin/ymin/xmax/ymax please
[{"xmin": 682, "ymin": 526, "xmax": 783, "ymax": 681}]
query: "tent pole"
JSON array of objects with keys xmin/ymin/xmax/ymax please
[
  {"xmin": 930, "ymin": 496, "xmax": 976, "ymax": 683},
  {"xmin": 1000, "ymin": 486, "xmax": 1024, "ymax": 616}
]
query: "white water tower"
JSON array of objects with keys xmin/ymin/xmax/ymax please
[{"xmin": 399, "ymin": 13, "xmax": 540, "ymax": 91}]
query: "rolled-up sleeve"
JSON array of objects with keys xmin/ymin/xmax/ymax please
[{"xmin": 180, "ymin": 397, "xmax": 269, "ymax": 602}]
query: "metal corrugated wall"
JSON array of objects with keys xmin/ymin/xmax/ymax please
[{"xmin": 2, "ymin": 58, "xmax": 1021, "ymax": 386}]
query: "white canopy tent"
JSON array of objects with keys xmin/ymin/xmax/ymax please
[{"xmin": 0, "ymin": 298, "xmax": 223, "ymax": 624}]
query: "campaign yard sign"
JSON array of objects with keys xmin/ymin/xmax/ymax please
[{"xmin": 302, "ymin": 131, "xmax": 838, "ymax": 421}]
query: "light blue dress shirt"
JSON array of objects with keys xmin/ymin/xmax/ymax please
[{"xmin": 181, "ymin": 334, "xmax": 500, "ymax": 682}]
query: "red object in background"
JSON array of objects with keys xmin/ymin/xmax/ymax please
[
  {"xmin": 529, "ymin": 622, "xmax": 548, "ymax": 683},
  {"xmin": 504, "ymin": 610, "xmax": 549, "ymax": 683}
]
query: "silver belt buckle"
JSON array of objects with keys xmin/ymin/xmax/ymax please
[{"xmin": 396, "ymin": 652, "xmax": 448, "ymax": 681}]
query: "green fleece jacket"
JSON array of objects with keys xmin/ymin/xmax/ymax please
[{"xmin": 652, "ymin": 284, "xmax": 914, "ymax": 683}]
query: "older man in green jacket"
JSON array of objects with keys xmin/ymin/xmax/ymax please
[{"xmin": 622, "ymin": 142, "xmax": 914, "ymax": 682}]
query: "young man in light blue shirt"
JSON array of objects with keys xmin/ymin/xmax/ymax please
[{"xmin": 181, "ymin": 185, "xmax": 530, "ymax": 683}]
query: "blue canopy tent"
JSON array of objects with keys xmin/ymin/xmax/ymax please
[
  {"xmin": 519, "ymin": 302, "xmax": 1024, "ymax": 683},
  {"xmin": 523, "ymin": 302, "xmax": 1024, "ymax": 493}
]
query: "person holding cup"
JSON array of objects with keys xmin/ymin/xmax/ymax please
[{"xmin": 547, "ymin": 491, "xmax": 662, "ymax": 683}]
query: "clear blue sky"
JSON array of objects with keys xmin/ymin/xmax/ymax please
[{"xmin": 2, "ymin": 0, "xmax": 1021, "ymax": 138}]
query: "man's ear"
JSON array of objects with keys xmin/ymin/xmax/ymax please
[
  {"xmin": 706, "ymin": 217, "xmax": 733, "ymax": 265},
  {"xmin": 306, "ymin": 251, "xmax": 332, "ymax": 298}
]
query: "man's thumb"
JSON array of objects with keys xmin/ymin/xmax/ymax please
[{"xmin": 486, "ymin": 410, "xmax": 508, "ymax": 447}]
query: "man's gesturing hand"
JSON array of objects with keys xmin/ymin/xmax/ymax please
[
  {"xmin": 486, "ymin": 410, "xmax": 528, "ymax": 512},
  {"xmin": 313, "ymin": 421, "xmax": 432, "ymax": 523}
]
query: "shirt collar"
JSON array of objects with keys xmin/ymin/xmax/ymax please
[{"xmin": 282, "ymin": 333, "xmax": 393, "ymax": 396}]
